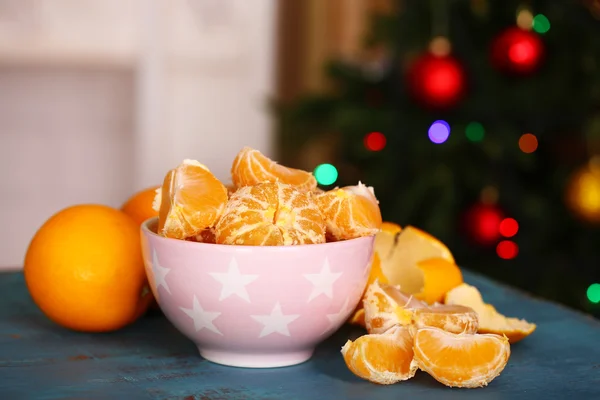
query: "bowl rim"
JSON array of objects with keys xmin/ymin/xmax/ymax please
[{"xmin": 141, "ymin": 217, "xmax": 376, "ymax": 250}]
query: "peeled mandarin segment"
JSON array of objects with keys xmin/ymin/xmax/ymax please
[
  {"xmin": 412, "ymin": 305, "xmax": 479, "ymax": 335},
  {"xmin": 317, "ymin": 183, "xmax": 382, "ymax": 241},
  {"xmin": 363, "ymin": 281, "xmax": 477, "ymax": 335},
  {"xmin": 230, "ymin": 147, "xmax": 317, "ymax": 191},
  {"xmin": 348, "ymin": 251, "xmax": 387, "ymax": 326},
  {"xmin": 185, "ymin": 228, "xmax": 216, "ymax": 244},
  {"xmin": 414, "ymin": 257, "xmax": 464, "ymax": 304},
  {"xmin": 158, "ymin": 160, "xmax": 228, "ymax": 239},
  {"xmin": 444, "ymin": 283, "xmax": 537, "ymax": 343},
  {"xmin": 381, "ymin": 226, "xmax": 455, "ymax": 295},
  {"xmin": 341, "ymin": 325, "xmax": 417, "ymax": 385},
  {"xmin": 413, "ymin": 327, "xmax": 510, "ymax": 388},
  {"xmin": 363, "ymin": 281, "xmax": 427, "ymax": 334},
  {"xmin": 214, "ymin": 182, "xmax": 325, "ymax": 246}
]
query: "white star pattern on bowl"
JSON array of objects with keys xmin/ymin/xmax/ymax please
[
  {"xmin": 209, "ymin": 258, "xmax": 258, "ymax": 302},
  {"xmin": 251, "ymin": 302, "xmax": 300, "ymax": 338},
  {"xmin": 303, "ymin": 258, "xmax": 343, "ymax": 302}
]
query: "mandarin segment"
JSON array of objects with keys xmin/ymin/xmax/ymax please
[
  {"xmin": 444, "ymin": 283, "xmax": 537, "ymax": 343},
  {"xmin": 413, "ymin": 327, "xmax": 511, "ymax": 388},
  {"xmin": 317, "ymin": 182, "xmax": 382, "ymax": 241},
  {"xmin": 231, "ymin": 147, "xmax": 317, "ymax": 191},
  {"xmin": 214, "ymin": 182, "xmax": 326, "ymax": 246},
  {"xmin": 363, "ymin": 281, "xmax": 478, "ymax": 335},
  {"xmin": 157, "ymin": 159, "xmax": 228, "ymax": 239},
  {"xmin": 363, "ymin": 281, "xmax": 424, "ymax": 334},
  {"xmin": 341, "ymin": 325, "xmax": 417, "ymax": 385},
  {"xmin": 412, "ymin": 305, "xmax": 478, "ymax": 335}
]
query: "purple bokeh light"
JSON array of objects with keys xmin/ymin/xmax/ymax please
[{"xmin": 428, "ymin": 120, "xmax": 451, "ymax": 144}]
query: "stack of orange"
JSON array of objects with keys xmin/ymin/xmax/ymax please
[{"xmin": 153, "ymin": 147, "xmax": 383, "ymax": 246}]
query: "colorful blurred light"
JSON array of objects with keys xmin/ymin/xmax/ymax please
[
  {"xmin": 496, "ymin": 240, "xmax": 519, "ymax": 259},
  {"xmin": 428, "ymin": 120, "xmax": 451, "ymax": 144},
  {"xmin": 314, "ymin": 163, "xmax": 338, "ymax": 186},
  {"xmin": 519, "ymin": 133, "xmax": 538, "ymax": 153},
  {"xmin": 587, "ymin": 283, "xmax": 600, "ymax": 304},
  {"xmin": 532, "ymin": 14, "xmax": 551, "ymax": 34},
  {"xmin": 499, "ymin": 218, "xmax": 519, "ymax": 238},
  {"xmin": 465, "ymin": 122, "xmax": 485, "ymax": 142},
  {"xmin": 364, "ymin": 132, "xmax": 387, "ymax": 151}
]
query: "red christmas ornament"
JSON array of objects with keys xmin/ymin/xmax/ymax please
[
  {"xmin": 407, "ymin": 53, "xmax": 466, "ymax": 109},
  {"xmin": 463, "ymin": 203, "xmax": 505, "ymax": 246},
  {"xmin": 491, "ymin": 27, "xmax": 544, "ymax": 75}
]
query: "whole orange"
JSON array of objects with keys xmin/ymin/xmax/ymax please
[
  {"xmin": 24, "ymin": 204, "xmax": 153, "ymax": 332},
  {"xmin": 121, "ymin": 186, "xmax": 160, "ymax": 226}
]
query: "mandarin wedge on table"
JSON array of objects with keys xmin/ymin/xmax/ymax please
[
  {"xmin": 349, "ymin": 222, "xmax": 402, "ymax": 326},
  {"xmin": 413, "ymin": 326, "xmax": 510, "ymax": 388},
  {"xmin": 341, "ymin": 325, "xmax": 417, "ymax": 385},
  {"xmin": 24, "ymin": 205, "xmax": 153, "ymax": 332},
  {"xmin": 444, "ymin": 283, "xmax": 537, "ymax": 343},
  {"xmin": 231, "ymin": 146, "xmax": 317, "ymax": 191},
  {"xmin": 214, "ymin": 181, "xmax": 325, "ymax": 246},
  {"xmin": 375, "ymin": 225, "xmax": 462, "ymax": 303},
  {"xmin": 363, "ymin": 281, "xmax": 478, "ymax": 335},
  {"xmin": 317, "ymin": 183, "xmax": 382, "ymax": 241},
  {"xmin": 157, "ymin": 159, "xmax": 228, "ymax": 239},
  {"xmin": 121, "ymin": 186, "xmax": 160, "ymax": 226}
]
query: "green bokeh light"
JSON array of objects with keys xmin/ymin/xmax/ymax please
[
  {"xmin": 465, "ymin": 122, "xmax": 485, "ymax": 142},
  {"xmin": 314, "ymin": 163, "xmax": 338, "ymax": 186},
  {"xmin": 587, "ymin": 283, "xmax": 600, "ymax": 304},
  {"xmin": 532, "ymin": 14, "xmax": 550, "ymax": 34}
]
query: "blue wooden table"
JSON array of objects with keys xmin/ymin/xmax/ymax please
[{"xmin": 1, "ymin": 270, "xmax": 599, "ymax": 400}]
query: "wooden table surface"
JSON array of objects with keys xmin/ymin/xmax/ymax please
[{"xmin": 1, "ymin": 270, "xmax": 599, "ymax": 400}]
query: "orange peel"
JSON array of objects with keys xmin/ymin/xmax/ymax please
[{"xmin": 444, "ymin": 283, "xmax": 536, "ymax": 343}]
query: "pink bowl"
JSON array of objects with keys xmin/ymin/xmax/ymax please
[{"xmin": 140, "ymin": 218, "xmax": 374, "ymax": 368}]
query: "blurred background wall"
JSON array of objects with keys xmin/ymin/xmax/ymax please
[{"xmin": 0, "ymin": 0, "xmax": 277, "ymax": 267}]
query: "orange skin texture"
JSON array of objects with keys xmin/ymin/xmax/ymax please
[
  {"xmin": 24, "ymin": 204, "xmax": 153, "ymax": 332},
  {"xmin": 121, "ymin": 186, "xmax": 160, "ymax": 226}
]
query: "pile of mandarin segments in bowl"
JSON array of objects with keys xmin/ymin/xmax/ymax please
[{"xmin": 154, "ymin": 146, "xmax": 537, "ymax": 389}]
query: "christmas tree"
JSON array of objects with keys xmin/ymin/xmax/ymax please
[{"xmin": 276, "ymin": 0, "xmax": 600, "ymax": 317}]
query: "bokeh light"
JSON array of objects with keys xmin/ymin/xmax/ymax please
[
  {"xmin": 532, "ymin": 14, "xmax": 551, "ymax": 34},
  {"xmin": 465, "ymin": 122, "xmax": 485, "ymax": 142},
  {"xmin": 364, "ymin": 132, "xmax": 387, "ymax": 151},
  {"xmin": 499, "ymin": 218, "xmax": 519, "ymax": 237},
  {"xmin": 516, "ymin": 9, "xmax": 534, "ymax": 30},
  {"xmin": 428, "ymin": 120, "xmax": 451, "ymax": 144},
  {"xmin": 587, "ymin": 283, "xmax": 600, "ymax": 304},
  {"xmin": 313, "ymin": 163, "xmax": 338, "ymax": 186},
  {"xmin": 519, "ymin": 133, "xmax": 538, "ymax": 153},
  {"xmin": 496, "ymin": 240, "xmax": 519, "ymax": 259}
]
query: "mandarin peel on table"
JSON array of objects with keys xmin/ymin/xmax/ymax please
[
  {"xmin": 317, "ymin": 182, "xmax": 383, "ymax": 241},
  {"xmin": 363, "ymin": 281, "xmax": 478, "ymax": 335},
  {"xmin": 341, "ymin": 325, "xmax": 417, "ymax": 385},
  {"xmin": 231, "ymin": 146, "xmax": 317, "ymax": 191},
  {"xmin": 214, "ymin": 182, "xmax": 326, "ymax": 246},
  {"xmin": 413, "ymin": 326, "xmax": 511, "ymax": 388},
  {"xmin": 373, "ymin": 225, "xmax": 462, "ymax": 303},
  {"xmin": 157, "ymin": 159, "xmax": 228, "ymax": 240},
  {"xmin": 444, "ymin": 283, "xmax": 537, "ymax": 343}
]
